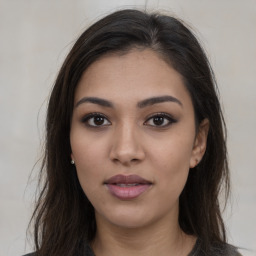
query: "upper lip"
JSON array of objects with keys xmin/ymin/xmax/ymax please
[{"xmin": 105, "ymin": 174, "xmax": 152, "ymax": 184}]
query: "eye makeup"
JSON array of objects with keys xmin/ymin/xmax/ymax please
[
  {"xmin": 144, "ymin": 112, "xmax": 177, "ymax": 128},
  {"xmin": 81, "ymin": 112, "xmax": 111, "ymax": 127}
]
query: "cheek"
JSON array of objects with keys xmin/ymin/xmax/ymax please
[
  {"xmin": 71, "ymin": 128, "xmax": 108, "ymax": 168},
  {"xmin": 149, "ymin": 133, "xmax": 194, "ymax": 170},
  {"xmin": 148, "ymin": 134, "xmax": 194, "ymax": 194},
  {"xmin": 72, "ymin": 143, "xmax": 105, "ymax": 206},
  {"xmin": 70, "ymin": 130, "xmax": 107, "ymax": 193}
]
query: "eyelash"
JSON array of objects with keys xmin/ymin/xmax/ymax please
[
  {"xmin": 81, "ymin": 112, "xmax": 177, "ymax": 128},
  {"xmin": 144, "ymin": 112, "xmax": 177, "ymax": 128},
  {"xmin": 81, "ymin": 113, "xmax": 111, "ymax": 127}
]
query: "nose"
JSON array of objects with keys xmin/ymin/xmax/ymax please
[{"xmin": 109, "ymin": 123, "xmax": 145, "ymax": 166}]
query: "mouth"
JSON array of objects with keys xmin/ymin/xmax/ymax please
[{"xmin": 104, "ymin": 174, "xmax": 152, "ymax": 200}]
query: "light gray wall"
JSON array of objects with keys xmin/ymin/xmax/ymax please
[{"xmin": 0, "ymin": 1, "xmax": 255, "ymax": 255}]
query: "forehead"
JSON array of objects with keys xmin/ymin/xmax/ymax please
[{"xmin": 74, "ymin": 49, "xmax": 192, "ymax": 107}]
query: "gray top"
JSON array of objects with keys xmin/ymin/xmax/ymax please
[
  {"xmin": 23, "ymin": 239, "xmax": 242, "ymax": 256},
  {"xmin": 188, "ymin": 239, "xmax": 242, "ymax": 256}
]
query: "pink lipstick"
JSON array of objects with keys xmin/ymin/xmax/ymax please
[{"xmin": 104, "ymin": 174, "xmax": 152, "ymax": 200}]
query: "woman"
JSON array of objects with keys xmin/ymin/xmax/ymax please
[{"xmin": 25, "ymin": 9, "xmax": 241, "ymax": 256}]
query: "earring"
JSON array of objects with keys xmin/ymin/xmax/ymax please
[{"xmin": 71, "ymin": 159, "xmax": 75, "ymax": 165}]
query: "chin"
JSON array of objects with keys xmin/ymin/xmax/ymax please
[
  {"xmin": 110, "ymin": 216, "xmax": 151, "ymax": 229},
  {"xmin": 96, "ymin": 206, "xmax": 155, "ymax": 229}
]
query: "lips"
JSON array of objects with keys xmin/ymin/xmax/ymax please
[{"xmin": 104, "ymin": 174, "xmax": 152, "ymax": 200}]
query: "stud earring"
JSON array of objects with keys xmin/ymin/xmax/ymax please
[{"xmin": 71, "ymin": 160, "xmax": 75, "ymax": 165}]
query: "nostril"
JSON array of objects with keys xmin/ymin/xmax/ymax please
[
  {"xmin": 112, "ymin": 157, "xmax": 140, "ymax": 166},
  {"xmin": 109, "ymin": 138, "xmax": 145, "ymax": 164},
  {"xmin": 113, "ymin": 158, "xmax": 119, "ymax": 163}
]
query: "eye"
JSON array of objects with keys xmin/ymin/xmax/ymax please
[
  {"xmin": 82, "ymin": 113, "xmax": 111, "ymax": 127},
  {"xmin": 144, "ymin": 113, "xmax": 177, "ymax": 127}
]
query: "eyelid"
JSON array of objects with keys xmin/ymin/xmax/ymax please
[
  {"xmin": 144, "ymin": 112, "xmax": 177, "ymax": 127},
  {"xmin": 81, "ymin": 112, "xmax": 111, "ymax": 127}
]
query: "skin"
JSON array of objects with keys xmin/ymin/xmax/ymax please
[{"xmin": 70, "ymin": 49, "xmax": 209, "ymax": 256}]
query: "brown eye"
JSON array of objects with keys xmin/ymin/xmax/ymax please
[
  {"xmin": 144, "ymin": 113, "xmax": 177, "ymax": 127},
  {"xmin": 93, "ymin": 116, "xmax": 105, "ymax": 126},
  {"xmin": 152, "ymin": 116, "xmax": 165, "ymax": 126},
  {"xmin": 82, "ymin": 113, "xmax": 111, "ymax": 127}
]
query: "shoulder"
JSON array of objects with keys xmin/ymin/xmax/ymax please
[
  {"xmin": 191, "ymin": 239, "xmax": 242, "ymax": 256},
  {"xmin": 21, "ymin": 244, "xmax": 95, "ymax": 256},
  {"xmin": 210, "ymin": 242, "xmax": 242, "ymax": 256}
]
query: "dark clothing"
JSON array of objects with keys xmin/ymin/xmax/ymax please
[
  {"xmin": 188, "ymin": 239, "xmax": 242, "ymax": 256},
  {"xmin": 23, "ymin": 239, "xmax": 242, "ymax": 256}
]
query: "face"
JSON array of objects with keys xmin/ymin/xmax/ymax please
[{"xmin": 70, "ymin": 49, "xmax": 208, "ymax": 230}]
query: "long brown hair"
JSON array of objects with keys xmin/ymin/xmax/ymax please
[{"xmin": 30, "ymin": 9, "xmax": 230, "ymax": 256}]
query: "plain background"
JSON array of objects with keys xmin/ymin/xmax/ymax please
[{"xmin": 0, "ymin": 0, "xmax": 255, "ymax": 255}]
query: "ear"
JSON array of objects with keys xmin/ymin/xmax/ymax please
[{"xmin": 189, "ymin": 119, "xmax": 209, "ymax": 168}]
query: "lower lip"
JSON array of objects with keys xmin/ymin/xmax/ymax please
[{"xmin": 106, "ymin": 184, "xmax": 151, "ymax": 200}]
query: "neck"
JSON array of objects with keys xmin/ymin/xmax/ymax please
[{"xmin": 91, "ymin": 214, "xmax": 196, "ymax": 256}]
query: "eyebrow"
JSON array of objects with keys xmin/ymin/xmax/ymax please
[
  {"xmin": 137, "ymin": 95, "xmax": 183, "ymax": 108},
  {"xmin": 75, "ymin": 97, "xmax": 113, "ymax": 108},
  {"xmin": 75, "ymin": 95, "xmax": 182, "ymax": 108}
]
